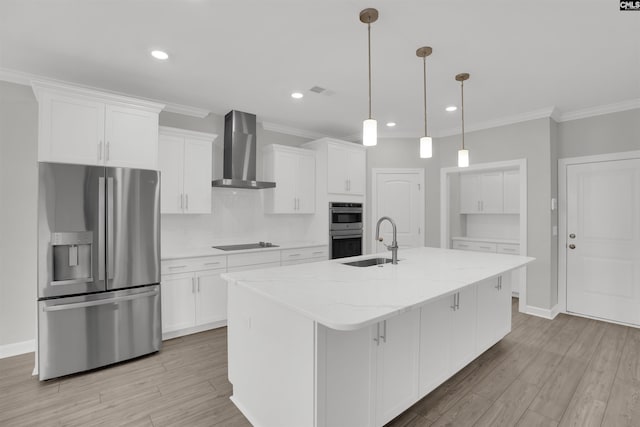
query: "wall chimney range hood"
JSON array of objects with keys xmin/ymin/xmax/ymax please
[{"xmin": 211, "ymin": 110, "xmax": 276, "ymax": 189}]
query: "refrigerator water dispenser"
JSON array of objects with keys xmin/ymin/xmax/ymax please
[{"xmin": 51, "ymin": 231, "xmax": 93, "ymax": 284}]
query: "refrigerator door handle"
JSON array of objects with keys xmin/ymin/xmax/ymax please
[
  {"xmin": 42, "ymin": 290, "xmax": 159, "ymax": 312},
  {"xmin": 98, "ymin": 176, "xmax": 106, "ymax": 281},
  {"xmin": 107, "ymin": 177, "xmax": 115, "ymax": 280}
]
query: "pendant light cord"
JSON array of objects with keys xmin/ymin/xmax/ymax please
[
  {"xmin": 461, "ymin": 79, "xmax": 465, "ymax": 150},
  {"xmin": 368, "ymin": 21, "xmax": 372, "ymax": 120},
  {"xmin": 423, "ymin": 57, "xmax": 428, "ymax": 136}
]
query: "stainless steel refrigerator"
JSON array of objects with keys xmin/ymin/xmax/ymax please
[{"xmin": 37, "ymin": 162, "xmax": 161, "ymax": 380}]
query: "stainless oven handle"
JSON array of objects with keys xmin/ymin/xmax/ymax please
[
  {"xmin": 331, "ymin": 235, "xmax": 362, "ymax": 240},
  {"xmin": 330, "ymin": 208, "xmax": 363, "ymax": 214},
  {"xmin": 42, "ymin": 290, "xmax": 159, "ymax": 312}
]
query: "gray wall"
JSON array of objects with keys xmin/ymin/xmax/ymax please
[
  {"xmin": 557, "ymin": 109, "xmax": 640, "ymax": 159},
  {"xmin": 0, "ymin": 81, "xmax": 38, "ymax": 348}
]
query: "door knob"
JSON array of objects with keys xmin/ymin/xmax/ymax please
[
  {"xmin": 569, "ymin": 244, "xmax": 576, "ymax": 249},
  {"xmin": 569, "ymin": 233, "xmax": 576, "ymax": 239}
]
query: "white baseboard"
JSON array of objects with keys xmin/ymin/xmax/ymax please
[
  {"xmin": 525, "ymin": 304, "xmax": 560, "ymax": 320},
  {"xmin": 0, "ymin": 339, "xmax": 35, "ymax": 359},
  {"xmin": 162, "ymin": 320, "xmax": 227, "ymax": 341}
]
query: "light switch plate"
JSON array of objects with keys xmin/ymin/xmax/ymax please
[{"xmin": 551, "ymin": 198, "xmax": 557, "ymax": 211}]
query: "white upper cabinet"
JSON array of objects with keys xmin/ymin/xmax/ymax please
[
  {"xmin": 502, "ymin": 169, "xmax": 520, "ymax": 213},
  {"xmin": 159, "ymin": 127, "xmax": 216, "ymax": 214},
  {"xmin": 327, "ymin": 141, "xmax": 366, "ymax": 195},
  {"xmin": 459, "ymin": 169, "xmax": 521, "ymax": 214},
  {"xmin": 263, "ymin": 144, "xmax": 316, "ymax": 214},
  {"xmin": 32, "ymin": 81, "xmax": 163, "ymax": 169}
]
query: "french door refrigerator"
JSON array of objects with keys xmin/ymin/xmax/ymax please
[{"xmin": 37, "ymin": 162, "xmax": 161, "ymax": 380}]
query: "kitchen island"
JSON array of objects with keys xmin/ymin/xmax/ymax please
[{"xmin": 223, "ymin": 247, "xmax": 534, "ymax": 427}]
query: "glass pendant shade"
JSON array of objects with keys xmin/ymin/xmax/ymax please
[
  {"xmin": 458, "ymin": 149, "xmax": 469, "ymax": 168},
  {"xmin": 420, "ymin": 136, "xmax": 432, "ymax": 158},
  {"xmin": 363, "ymin": 119, "xmax": 377, "ymax": 146}
]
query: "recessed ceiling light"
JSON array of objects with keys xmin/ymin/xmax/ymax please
[
  {"xmin": 386, "ymin": 122, "xmax": 396, "ymax": 127},
  {"xmin": 151, "ymin": 50, "xmax": 169, "ymax": 60},
  {"xmin": 291, "ymin": 92, "xmax": 304, "ymax": 99},
  {"xmin": 446, "ymin": 105, "xmax": 457, "ymax": 112}
]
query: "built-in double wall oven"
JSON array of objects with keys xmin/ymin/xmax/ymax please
[{"xmin": 329, "ymin": 202, "xmax": 363, "ymax": 259}]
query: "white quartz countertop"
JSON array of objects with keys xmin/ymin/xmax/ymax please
[
  {"xmin": 161, "ymin": 241, "xmax": 328, "ymax": 260},
  {"xmin": 222, "ymin": 246, "xmax": 534, "ymax": 331}
]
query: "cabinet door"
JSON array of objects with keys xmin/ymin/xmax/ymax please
[
  {"xmin": 39, "ymin": 93, "xmax": 104, "ymax": 165},
  {"xmin": 183, "ymin": 138, "xmax": 213, "ymax": 214},
  {"xmin": 477, "ymin": 275, "xmax": 512, "ymax": 352},
  {"xmin": 158, "ymin": 135, "xmax": 185, "ymax": 214},
  {"xmin": 347, "ymin": 148, "xmax": 366, "ymax": 195},
  {"xmin": 450, "ymin": 286, "xmax": 477, "ymax": 371},
  {"xmin": 419, "ymin": 294, "xmax": 454, "ymax": 396},
  {"xmin": 195, "ymin": 269, "xmax": 227, "ymax": 325},
  {"xmin": 459, "ymin": 174, "xmax": 481, "ymax": 213},
  {"xmin": 275, "ymin": 150, "xmax": 298, "ymax": 213},
  {"xmin": 503, "ymin": 169, "xmax": 520, "ymax": 213},
  {"xmin": 161, "ymin": 272, "xmax": 196, "ymax": 333},
  {"xmin": 327, "ymin": 144, "xmax": 349, "ymax": 194},
  {"xmin": 375, "ymin": 311, "xmax": 420, "ymax": 426},
  {"xmin": 104, "ymin": 104, "xmax": 159, "ymax": 170},
  {"xmin": 480, "ymin": 172, "xmax": 504, "ymax": 213},
  {"xmin": 296, "ymin": 152, "xmax": 316, "ymax": 213},
  {"xmin": 320, "ymin": 325, "xmax": 374, "ymax": 427}
]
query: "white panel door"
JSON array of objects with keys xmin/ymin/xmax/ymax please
[
  {"xmin": 183, "ymin": 138, "xmax": 213, "ymax": 214},
  {"xmin": 375, "ymin": 311, "xmax": 420, "ymax": 426},
  {"xmin": 104, "ymin": 104, "xmax": 159, "ymax": 170},
  {"xmin": 161, "ymin": 272, "xmax": 196, "ymax": 333},
  {"xmin": 41, "ymin": 93, "xmax": 105, "ymax": 165},
  {"xmin": 158, "ymin": 134, "xmax": 185, "ymax": 214},
  {"xmin": 373, "ymin": 171, "xmax": 424, "ymax": 252},
  {"xmin": 195, "ymin": 269, "xmax": 227, "ymax": 325},
  {"xmin": 566, "ymin": 159, "xmax": 640, "ymax": 326}
]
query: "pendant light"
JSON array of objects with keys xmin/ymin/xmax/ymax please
[
  {"xmin": 416, "ymin": 46, "xmax": 433, "ymax": 158},
  {"xmin": 360, "ymin": 8, "xmax": 378, "ymax": 146},
  {"xmin": 455, "ymin": 73, "xmax": 470, "ymax": 167}
]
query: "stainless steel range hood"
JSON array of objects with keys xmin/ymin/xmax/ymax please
[{"xmin": 211, "ymin": 110, "xmax": 276, "ymax": 189}]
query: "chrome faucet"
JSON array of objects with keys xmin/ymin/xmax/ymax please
[{"xmin": 375, "ymin": 216, "xmax": 398, "ymax": 264}]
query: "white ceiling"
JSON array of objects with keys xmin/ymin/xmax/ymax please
[{"xmin": 1, "ymin": 0, "xmax": 639, "ymax": 139}]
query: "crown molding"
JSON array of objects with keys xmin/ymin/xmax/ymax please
[
  {"xmin": 555, "ymin": 98, "xmax": 640, "ymax": 122},
  {"xmin": 0, "ymin": 67, "xmax": 210, "ymax": 118},
  {"xmin": 435, "ymin": 107, "xmax": 557, "ymax": 138},
  {"xmin": 261, "ymin": 121, "xmax": 326, "ymax": 140},
  {"xmin": 162, "ymin": 103, "xmax": 210, "ymax": 118}
]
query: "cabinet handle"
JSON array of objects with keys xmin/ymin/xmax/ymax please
[
  {"xmin": 191, "ymin": 277, "xmax": 196, "ymax": 293},
  {"xmin": 197, "ymin": 277, "xmax": 201, "ymax": 292},
  {"xmin": 185, "ymin": 194, "xmax": 189, "ymax": 211},
  {"xmin": 98, "ymin": 141, "xmax": 103, "ymax": 160},
  {"xmin": 106, "ymin": 141, "xmax": 110, "ymax": 161},
  {"xmin": 168, "ymin": 265, "xmax": 187, "ymax": 270},
  {"xmin": 451, "ymin": 294, "xmax": 457, "ymax": 311},
  {"xmin": 312, "ymin": 251, "xmax": 324, "ymax": 255},
  {"xmin": 457, "ymin": 292, "xmax": 461, "ymax": 310},
  {"xmin": 380, "ymin": 320, "xmax": 387, "ymax": 343},
  {"xmin": 479, "ymin": 246, "xmax": 492, "ymax": 250},
  {"xmin": 204, "ymin": 261, "xmax": 221, "ymax": 266},
  {"xmin": 288, "ymin": 254, "xmax": 301, "ymax": 258},
  {"xmin": 374, "ymin": 322, "xmax": 380, "ymax": 345}
]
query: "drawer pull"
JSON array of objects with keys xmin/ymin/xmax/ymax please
[
  {"xmin": 288, "ymin": 254, "xmax": 301, "ymax": 257},
  {"xmin": 312, "ymin": 251, "xmax": 325, "ymax": 255},
  {"xmin": 479, "ymin": 246, "xmax": 492, "ymax": 250},
  {"xmin": 204, "ymin": 262, "xmax": 221, "ymax": 266},
  {"xmin": 168, "ymin": 265, "xmax": 187, "ymax": 269}
]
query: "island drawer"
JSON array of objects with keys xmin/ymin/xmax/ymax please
[
  {"xmin": 227, "ymin": 251, "xmax": 281, "ymax": 268},
  {"xmin": 452, "ymin": 241, "xmax": 497, "ymax": 253},
  {"xmin": 161, "ymin": 256, "xmax": 227, "ymax": 275},
  {"xmin": 497, "ymin": 243, "xmax": 520, "ymax": 255},
  {"xmin": 281, "ymin": 246, "xmax": 328, "ymax": 262}
]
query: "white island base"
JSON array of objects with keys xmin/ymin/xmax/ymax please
[{"xmin": 224, "ymin": 247, "xmax": 533, "ymax": 427}]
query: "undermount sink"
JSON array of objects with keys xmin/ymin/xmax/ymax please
[
  {"xmin": 342, "ymin": 258, "xmax": 395, "ymax": 267},
  {"xmin": 212, "ymin": 242, "xmax": 279, "ymax": 251}
]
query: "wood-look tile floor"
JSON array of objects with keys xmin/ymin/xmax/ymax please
[{"xmin": 1, "ymin": 299, "xmax": 639, "ymax": 426}]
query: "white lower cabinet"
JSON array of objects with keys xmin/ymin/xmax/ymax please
[
  {"xmin": 373, "ymin": 311, "xmax": 421, "ymax": 426},
  {"xmin": 419, "ymin": 285, "xmax": 477, "ymax": 397},
  {"xmin": 319, "ymin": 275, "xmax": 509, "ymax": 426},
  {"xmin": 477, "ymin": 274, "xmax": 512, "ymax": 352},
  {"xmin": 161, "ymin": 266, "xmax": 227, "ymax": 338}
]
